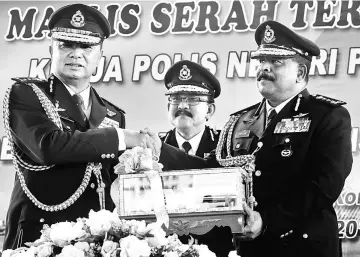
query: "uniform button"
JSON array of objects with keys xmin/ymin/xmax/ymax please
[
  {"xmin": 280, "ymin": 234, "xmax": 284, "ymax": 238},
  {"xmin": 101, "ymin": 154, "xmax": 106, "ymax": 159},
  {"xmin": 110, "ymin": 153, "xmax": 115, "ymax": 158},
  {"xmin": 40, "ymin": 218, "xmax": 45, "ymax": 223},
  {"xmin": 255, "ymin": 170, "xmax": 261, "ymax": 176},
  {"xmin": 285, "ymin": 138, "xmax": 290, "ymax": 143},
  {"xmin": 90, "ymin": 183, "xmax": 95, "ymax": 189},
  {"xmin": 235, "ymin": 143, "xmax": 240, "ymax": 149},
  {"xmin": 106, "ymin": 154, "xmax": 111, "ymax": 158},
  {"xmin": 289, "ymin": 230, "xmax": 293, "ymax": 234},
  {"xmin": 303, "ymin": 233, "xmax": 308, "ymax": 239},
  {"xmin": 257, "ymin": 142, "xmax": 263, "ymax": 148}
]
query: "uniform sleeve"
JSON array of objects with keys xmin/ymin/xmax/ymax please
[
  {"xmin": 8, "ymin": 83, "xmax": 119, "ymax": 165},
  {"xmin": 262, "ymin": 106, "xmax": 353, "ymax": 235}
]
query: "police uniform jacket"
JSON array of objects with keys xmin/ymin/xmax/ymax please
[
  {"xmin": 160, "ymin": 126, "xmax": 234, "ymax": 257},
  {"xmin": 3, "ymin": 76, "xmax": 125, "ymax": 250},
  {"xmin": 159, "ymin": 89, "xmax": 353, "ymax": 257},
  {"xmin": 160, "ymin": 126, "xmax": 219, "ymax": 158}
]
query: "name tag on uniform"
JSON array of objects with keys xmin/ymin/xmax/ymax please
[
  {"xmin": 98, "ymin": 117, "xmax": 119, "ymax": 128},
  {"xmin": 235, "ymin": 130, "xmax": 251, "ymax": 138},
  {"xmin": 274, "ymin": 118, "xmax": 311, "ymax": 134}
]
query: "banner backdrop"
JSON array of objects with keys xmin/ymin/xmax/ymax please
[{"xmin": 0, "ymin": 0, "xmax": 359, "ymax": 255}]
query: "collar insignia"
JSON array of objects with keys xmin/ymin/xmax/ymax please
[
  {"xmin": 107, "ymin": 109, "xmax": 117, "ymax": 117},
  {"xmin": 179, "ymin": 65, "xmax": 192, "ymax": 80},
  {"xmin": 70, "ymin": 10, "xmax": 85, "ymax": 28},
  {"xmin": 264, "ymin": 25, "xmax": 276, "ymax": 43},
  {"xmin": 54, "ymin": 101, "xmax": 66, "ymax": 112}
]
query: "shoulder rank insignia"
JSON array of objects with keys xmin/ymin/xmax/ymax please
[
  {"xmin": 106, "ymin": 109, "xmax": 116, "ymax": 117},
  {"xmin": 12, "ymin": 77, "xmax": 47, "ymax": 84},
  {"xmin": 312, "ymin": 94, "xmax": 346, "ymax": 106},
  {"xmin": 231, "ymin": 101, "xmax": 262, "ymax": 116},
  {"xmin": 54, "ymin": 100, "xmax": 66, "ymax": 112}
]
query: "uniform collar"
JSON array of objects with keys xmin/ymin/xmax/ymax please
[
  {"xmin": 175, "ymin": 126, "xmax": 206, "ymax": 155},
  {"xmin": 265, "ymin": 88, "xmax": 305, "ymax": 116}
]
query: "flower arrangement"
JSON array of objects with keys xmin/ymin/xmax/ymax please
[
  {"xmin": 3, "ymin": 147, "xmax": 216, "ymax": 257},
  {"xmin": 2, "ymin": 209, "xmax": 216, "ymax": 257}
]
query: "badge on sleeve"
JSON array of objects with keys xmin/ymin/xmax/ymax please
[
  {"xmin": 274, "ymin": 117, "xmax": 311, "ymax": 134},
  {"xmin": 98, "ymin": 117, "xmax": 119, "ymax": 128}
]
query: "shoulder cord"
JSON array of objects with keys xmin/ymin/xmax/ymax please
[
  {"xmin": 3, "ymin": 83, "xmax": 104, "ymax": 212},
  {"xmin": 215, "ymin": 115, "xmax": 260, "ymax": 169}
]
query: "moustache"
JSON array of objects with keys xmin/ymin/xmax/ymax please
[
  {"xmin": 257, "ymin": 71, "xmax": 275, "ymax": 82},
  {"xmin": 175, "ymin": 110, "xmax": 193, "ymax": 118}
]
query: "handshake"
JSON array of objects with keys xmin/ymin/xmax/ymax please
[{"xmin": 123, "ymin": 128, "xmax": 162, "ymax": 158}]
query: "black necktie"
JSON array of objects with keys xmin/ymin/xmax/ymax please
[
  {"xmin": 266, "ymin": 109, "xmax": 277, "ymax": 127},
  {"xmin": 72, "ymin": 94, "xmax": 88, "ymax": 124},
  {"xmin": 182, "ymin": 141, "xmax": 192, "ymax": 154}
]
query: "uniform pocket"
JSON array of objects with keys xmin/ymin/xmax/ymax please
[{"xmin": 233, "ymin": 131, "xmax": 258, "ymax": 154}]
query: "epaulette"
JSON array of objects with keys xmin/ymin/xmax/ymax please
[
  {"xmin": 311, "ymin": 94, "xmax": 346, "ymax": 106},
  {"xmin": 11, "ymin": 77, "xmax": 47, "ymax": 85},
  {"xmin": 101, "ymin": 98, "xmax": 126, "ymax": 114},
  {"xmin": 158, "ymin": 130, "xmax": 171, "ymax": 142},
  {"xmin": 230, "ymin": 102, "xmax": 261, "ymax": 116}
]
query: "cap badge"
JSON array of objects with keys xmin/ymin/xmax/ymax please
[
  {"xmin": 179, "ymin": 65, "xmax": 192, "ymax": 81},
  {"xmin": 70, "ymin": 10, "xmax": 85, "ymax": 28},
  {"xmin": 264, "ymin": 25, "xmax": 276, "ymax": 43}
]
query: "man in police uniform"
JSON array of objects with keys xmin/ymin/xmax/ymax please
[
  {"xmin": 160, "ymin": 60, "xmax": 220, "ymax": 158},
  {"xmin": 145, "ymin": 20, "xmax": 353, "ymax": 257},
  {"xmin": 3, "ymin": 4, "xmax": 155, "ymax": 250},
  {"xmin": 159, "ymin": 61, "xmax": 234, "ymax": 257}
]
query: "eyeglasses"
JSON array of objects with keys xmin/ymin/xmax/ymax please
[{"xmin": 168, "ymin": 96, "xmax": 209, "ymax": 106}]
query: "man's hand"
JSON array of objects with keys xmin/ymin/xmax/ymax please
[
  {"xmin": 139, "ymin": 127, "xmax": 162, "ymax": 158},
  {"xmin": 237, "ymin": 202, "xmax": 263, "ymax": 240},
  {"xmin": 123, "ymin": 129, "xmax": 157, "ymax": 153}
]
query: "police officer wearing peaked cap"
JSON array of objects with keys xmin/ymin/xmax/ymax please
[
  {"xmin": 156, "ymin": 20, "xmax": 353, "ymax": 257},
  {"xmin": 48, "ymin": 3, "xmax": 111, "ymax": 45},
  {"xmin": 161, "ymin": 60, "xmax": 221, "ymax": 158},
  {"xmin": 160, "ymin": 61, "xmax": 235, "ymax": 256},
  {"xmin": 3, "ymin": 3, "xmax": 154, "ymax": 250}
]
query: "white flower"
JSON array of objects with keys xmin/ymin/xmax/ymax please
[
  {"xmin": 86, "ymin": 209, "xmax": 119, "ymax": 236},
  {"xmin": 119, "ymin": 235, "xmax": 151, "ymax": 257},
  {"xmin": 144, "ymin": 223, "xmax": 167, "ymax": 247},
  {"xmin": 36, "ymin": 242, "xmax": 53, "ymax": 257},
  {"xmin": 74, "ymin": 242, "xmax": 90, "ymax": 252},
  {"xmin": 10, "ymin": 247, "xmax": 36, "ymax": 257},
  {"xmin": 101, "ymin": 240, "xmax": 119, "ymax": 257},
  {"xmin": 1, "ymin": 249, "xmax": 15, "ymax": 257},
  {"xmin": 193, "ymin": 245, "xmax": 216, "ymax": 257},
  {"xmin": 49, "ymin": 222, "xmax": 85, "ymax": 247},
  {"xmin": 57, "ymin": 245, "xmax": 85, "ymax": 257},
  {"xmin": 163, "ymin": 252, "xmax": 178, "ymax": 257}
]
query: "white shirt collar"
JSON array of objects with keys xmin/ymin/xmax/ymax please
[
  {"xmin": 175, "ymin": 126, "xmax": 206, "ymax": 156},
  {"xmin": 63, "ymin": 84, "xmax": 91, "ymax": 110},
  {"xmin": 265, "ymin": 90, "xmax": 303, "ymax": 117}
]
